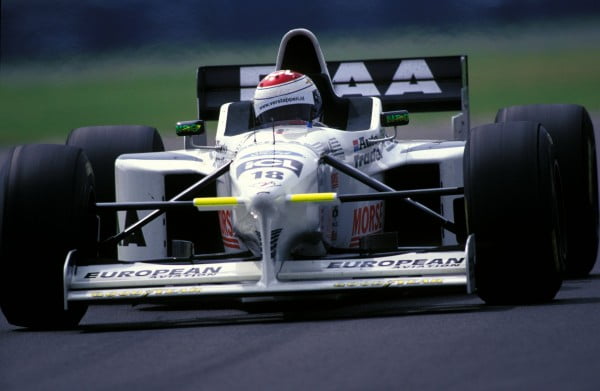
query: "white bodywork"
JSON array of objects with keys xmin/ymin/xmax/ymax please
[
  {"xmin": 113, "ymin": 119, "xmax": 464, "ymax": 261},
  {"xmin": 64, "ymin": 29, "xmax": 473, "ymax": 305}
]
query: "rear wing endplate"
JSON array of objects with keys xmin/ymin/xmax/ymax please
[{"xmin": 197, "ymin": 56, "xmax": 469, "ymax": 139}]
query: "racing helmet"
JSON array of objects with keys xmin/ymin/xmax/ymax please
[{"xmin": 253, "ymin": 70, "xmax": 322, "ymax": 125}]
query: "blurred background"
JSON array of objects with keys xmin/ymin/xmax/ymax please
[{"xmin": 1, "ymin": 0, "xmax": 599, "ymax": 146}]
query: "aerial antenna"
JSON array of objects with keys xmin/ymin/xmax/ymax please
[
  {"xmin": 252, "ymin": 113, "xmax": 257, "ymax": 143},
  {"xmin": 271, "ymin": 117, "xmax": 276, "ymax": 145}
]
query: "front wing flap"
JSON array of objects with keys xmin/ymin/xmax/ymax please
[{"xmin": 64, "ymin": 246, "xmax": 475, "ymax": 307}]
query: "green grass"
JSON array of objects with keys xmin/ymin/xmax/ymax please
[
  {"xmin": 1, "ymin": 20, "xmax": 599, "ymax": 145},
  {"xmin": 470, "ymin": 50, "xmax": 600, "ymax": 115},
  {"xmin": 0, "ymin": 71, "xmax": 197, "ymax": 145}
]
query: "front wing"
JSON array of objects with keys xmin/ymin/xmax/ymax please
[{"xmin": 64, "ymin": 239, "xmax": 475, "ymax": 308}]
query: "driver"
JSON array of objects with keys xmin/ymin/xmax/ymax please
[{"xmin": 253, "ymin": 70, "xmax": 323, "ymax": 127}]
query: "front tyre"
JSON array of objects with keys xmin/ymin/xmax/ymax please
[
  {"xmin": 0, "ymin": 144, "xmax": 96, "ymax": 328},
  {"xmin": 464, "ymin": 121, "xmax": 565, "ymax": 304}
]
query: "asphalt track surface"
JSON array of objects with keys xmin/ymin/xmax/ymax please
[{"xmin": 1, "ymin": 264, "xmax": 600, "ymax": 390}]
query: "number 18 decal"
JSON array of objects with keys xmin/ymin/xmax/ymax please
[{"xmin": 254, "ymin": 170, "xmax": 284, "ymax": 180}]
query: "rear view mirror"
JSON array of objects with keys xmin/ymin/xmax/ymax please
[
  {"xmin": 176, "ymin": 120, "xmax": 205, "ymax": 136},
  {"xmin": 380, "ymin": 110, "xmax": 409, "ymax": 127}
]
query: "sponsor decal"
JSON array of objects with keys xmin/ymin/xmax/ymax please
[
  {"xmin": 352, "ymin": 136, "xmax": 375, "ymax": 152},
  {"xmin": 331, "ymin": 60, "xmax": 442, "ymax": 97},
  {"xmin": 250, "ymin": 180, "xmax": 282, "ymax": 189},
  {"xmin": 352, "ymin": 136, "xmax": 382, "ymax": 168},
  {"xmin": 350, "ymin": 202, "xmax": 384, "ymax": 247},
  {"xmin": 328, "ymin": 138, "xmax": 344, "ymax": 158},
  {"xmin": 90, "ymin": 287, "xmax": 203, "ymax": 298},
  {"xmin": 255, "ymin": 89, "xmax": 314, "ymax": 117},
  {"xmin": 327, "ymin": 257, "xmax": 464, "ymax": 270},
  {"xmin": 333, "ymin": 278, "xmax": 445, "ymax": 288},
  {"xmin": 354, "ymin": 147, "xmax": 382, "ymax": 168},
  {"xmin": 84, "ymin": 266, "xmax": 222, "ymax": 280},
  {"xmin": 331, "ymin": 206, "xmax": 339, "ymax": 242},
  {"xmin": 120, "ymin": 210, "xmax": 147, "ymax": 247},
  {"xmin": 238, "ymin": 60, "xmax": 443, "ymax": 100},
  {"xmin": 219, "ymin": 210, "xmax": 240, "ymax": 249},
  {"xmin": 236, "ymin": 158, "xmax": 303, "ymax": 178},
  {"xmin": 331, "ymin": 172, "xmax": 339, "ymax": 190}
]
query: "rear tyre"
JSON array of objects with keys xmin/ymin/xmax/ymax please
[
  {"xmin": 0, "ymin": 148, "xmax": 14, "ymax": 249},
  {"xmin": 0, "ymin": 144, "xmax": 96, "ymax": 328},
  {"xmin": 464, "ymin": 121, "xmax": 565, "ymax": 304},
  {"xmin": 66, "ymin": 125, "xmax": 164, "ymax": 256},
  {"xmin": 496, "ymin": 104, "xmax": 598, "ymax": 277}
]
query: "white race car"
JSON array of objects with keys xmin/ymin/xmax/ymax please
[{"xmin": 1, "ymin": 29, "xmax": 597, "ymax": 329}]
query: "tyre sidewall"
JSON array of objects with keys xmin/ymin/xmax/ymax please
[{"xmin": 0, "ymin": 144, "xmax": 95, "ymax": 328}]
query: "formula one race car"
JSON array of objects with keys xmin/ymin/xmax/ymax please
[{"xmin": 1, "ymin": 29, "xmax": 597, "ymax": 328}]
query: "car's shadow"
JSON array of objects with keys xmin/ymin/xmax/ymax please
[
  {"xmin": 75, "ymin": 289, "xmax": 497, "ymax": 334},
  {"xmin": 77, "ymin": 292, "xmax": 600, "ymax": 334}
]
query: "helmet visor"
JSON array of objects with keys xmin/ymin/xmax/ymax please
[{"xmin": 256, "ymin": 104, "xmax": 313, "ymax": 124}]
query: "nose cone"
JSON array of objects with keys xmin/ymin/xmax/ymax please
[
  {"xmin": 231, "ymin": 143, "xmax": 318, "ymax": 199},
  {"xmin": 229, "ymin": 142, "xmax": 322, "ymax": 259},
  {"xmin": 248, "ymin": 191, "xmax": 278, "ymax": 217}
]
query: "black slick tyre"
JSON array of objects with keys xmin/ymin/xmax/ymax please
[
  {"xmin": 0, "ymin": 144, "xmax": 97, "ymax": 328},
  {"xmin": 464, "ymin": 121, "xmax": 565, "ymax": 304},
  {"xmin": 0, "ymin": 147, "xmax": 14, "ymax": 249},
  {"xmin": 66, "ymin": 125, "xmax": 164, "ymax": 256},
  {"xmin": 496, "ymin": 104, "xmax": 598, "ymax": 277}
]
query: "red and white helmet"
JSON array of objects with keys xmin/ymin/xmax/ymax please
[{"xmin": 253, "ymin": 70, "xmax": 322, "ymax": 125}]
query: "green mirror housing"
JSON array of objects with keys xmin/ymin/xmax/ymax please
[
  {"xmin": 176, "ymin": 120, "xmax": 205, "ymax": 136},
  {"xmin": 380, "ymin": 110, "xmax": 409, "ymax": 127}
]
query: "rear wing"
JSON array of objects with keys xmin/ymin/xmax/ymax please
[{"xmin": 197, "ymin": 55, "xmax": 469, "ymax": 139}]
